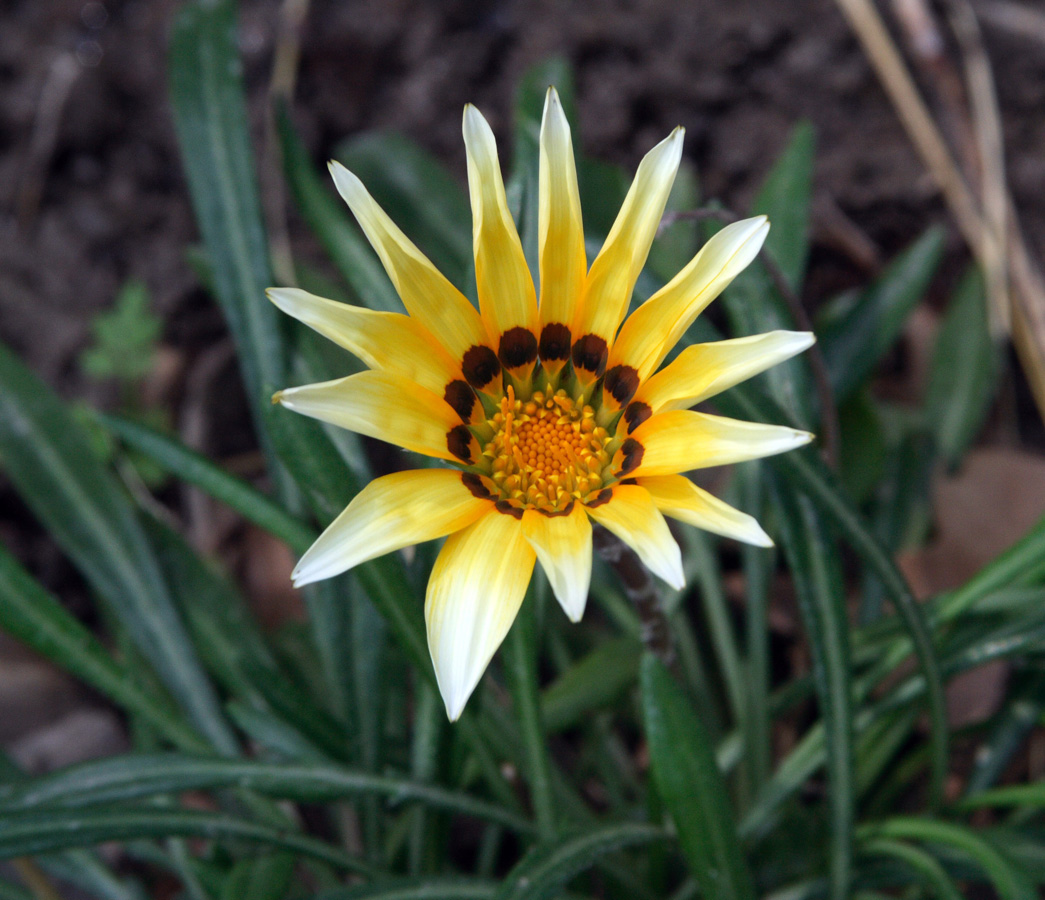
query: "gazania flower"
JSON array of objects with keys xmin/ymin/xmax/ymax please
[{"xmin": 270, "ymin": 89, "xmax": 814, "ymax": 720}]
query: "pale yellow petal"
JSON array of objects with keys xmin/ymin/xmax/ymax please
[
  {"xmin": 573, "ymin": 128, "xmax": 684, "ymax": 349},
  {"xmin": 426, "ymin": 510, "xmax": 536, "ymax": 720},
  {"xmin": 609, "ymin": 217, "xmax": 770, "ymax": 379},
  {"xmin": 521, "ymin": 504, "xmax": 592, "ymax": 622},
  {"xmin": 275, "ymin": 370, "xmax": 473, "ymax": 463},
  {"xmin": 463, "ymin": 105, "xmax": 538, "ymax": 345},
  {"xmin": 537, "ymin": 88, "xmax": 586, "ymax": 336},
  {"xmin": 293, "ymin": 469, "xmax": 491, "ymax": 586},
  {"xmin": 267, "ymin": 287, "xmax": 462, "ymax": 397},
  {"xmin": 328, "ymin": 162, "xmax": 489, "ymax": 361},
  {"xmin": 630, "ymin": 410, "xmax": 813, "ymax": 477},
  {"xmin": 638, "ymin": 474, "xmax": 772, "ymax": 547},
  {"xmin": 637, "ymin": 331, "xmax": 816, "ymax": 414},
  {"xmin": 586, "ymin": 485, "xmax": 683, "ymax": 589}
]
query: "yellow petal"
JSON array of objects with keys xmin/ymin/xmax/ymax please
[
  {"xmin": 630, "ymin": 410, "xmax": 813, "ymax": 477},
  {"xmin": 292, "ymin": 469, "xmax": 491, "ymax": 586},
  {"xmin": 521, "ymin": 504, "xmax": 592, "ymax": 622},
  {"xmin": 537, "ymin": 88, "xmax": 586, "ymax": 344},
  {"xmin": 328, "ymin": 162, "xmax": 489, "ymax": 362},
  {"xmin": 637, "ymin": 331, "xmax": 816, "ymax": 414},
  {"xmin": 638, "ymin": 474, "xmax": 772, "ymax": 547},
  {"xmin": 463, "ymin": 105, "xmax": 538, "ymax": 349},
  {"xmin": 608, "ymin": 217, "xmax": 770, "ymax": 380},
  {"xmin": 267, "ymin": 287, "xmax": 462, "ymax": 397},
  {"xmin": 275, "ymin": 370, "xmax": 473, "ymax": 463},
  {"xmin": 573, "ymin": 128, "xmax": 684, "ymax": 353},
  {"xmin": 586, "ymin": 485, "xmax": 683, "ymax": 589},
  {"xmin": 426, "ymin": 510, "xmax": 536, "ymax": 720}
]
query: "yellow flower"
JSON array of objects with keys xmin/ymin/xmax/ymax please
[{"xmin": 270, "ymin": 89, "xmax": 814, "ymax": 720}]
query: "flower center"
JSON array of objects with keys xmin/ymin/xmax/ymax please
[{"xmin": 481, "ymin": 385, "xmax": 613, "ymax": 513}]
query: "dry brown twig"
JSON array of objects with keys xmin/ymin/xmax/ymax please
[{"xmin": 833, "ymin": 0, "xmax": 1045, "ymax": 423}]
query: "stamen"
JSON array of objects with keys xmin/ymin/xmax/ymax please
[{"xmin": 476, "ymin": 380, "xmax": 618, "ymax": 514}]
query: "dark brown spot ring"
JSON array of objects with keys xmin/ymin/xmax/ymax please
[
  {"xmin": 538, "ymin": 322, "xmax": 571, "ymax": 363},
  {"xmin": 444, "ymin": 379, "xmax": 476, "ymax": 421},
  {"xmin": 624, "ymin": 401, "xmax": 652, "ymax": 434},
  {"xmin": 617, "ymin": 438, "xmax": 644, "ymax": 477},
  {"xmin": 571, "ymin": 333, "xmax": 609, "ymax": 378},
  {"xmin": 446, "ymin": 425, "xmax": 475, "ymax": 463},
  {"xmin": 603, "ymin": 364, "xmax": 640, "ymax": 407},
  {"xmin": 498, "ymin": 326, "xmax": 538, "ymax": 370},
  {"xmin": 461, "ymin": 344, "xmax": 500, "ymax": 389}
]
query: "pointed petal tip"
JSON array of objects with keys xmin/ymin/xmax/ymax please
[{"xmin": 271, "ymin": 390, "xmax": 285, "ymax": 406}]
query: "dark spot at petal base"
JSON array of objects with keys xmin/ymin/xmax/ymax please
[
  {"xmin": 586, "ymin": 488, "xmax": 613, "ymax": 508},
  {"xmin": 571, "ymin": 333, "xmax": 608, "ymax": 378},
  {"xmin": 462, "ymin": 344, "xmax": 500, "ymax": 389},
  {"xmin": 461, "ymin": 472, "xmax": 491, "ymax": 499},
  {"xmin": 617, "ymin": 438, "xmax": 644, "ymax": 477},
  {"xmin": 624, "ymin": 401, "xmax": 652, "ymax": 434},
  {"xmin": 498, "ymin": 326, "xmax": 538, "ymax": 370},
  {"xmin": 538, "ymin": 499, "xmax": 575, "ymax": 517},
  {"xmin": 604, "ymin": 364, "xmax": 640, "ymax": 407},
  {"xmin": 446, "ymin": 425, "xmax": 474, "ymax": 463},
  {"xmin": 495, "ymin": 499, "xmax": 524, "ymax": 519},
  {"xmin": 539, "ymin": 322, "xmax": 571, "ymax": 363},
  {"xmin": 444, "ymin": 379, "xmax": 476, "ymax": 421}
]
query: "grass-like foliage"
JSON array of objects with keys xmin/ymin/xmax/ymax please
[{"xmin": 0, "ymin": 2, "xmax": 1042, "ymax": 898}]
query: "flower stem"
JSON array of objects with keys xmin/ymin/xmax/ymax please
[{"xmin": 593, "ymin": 527, "xmax": 674, "ymax": 666}]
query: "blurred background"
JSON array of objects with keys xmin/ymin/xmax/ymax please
[{"xmin": 2, "ymin": 0, "xmax": 1044, "ymax": 792}]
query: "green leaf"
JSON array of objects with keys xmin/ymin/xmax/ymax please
[
  {"xmin": 219, "ymin": 853, "xmax": 295, "ymax": 900},
  {"xmin": 860, "ymin": 838, "xmax": 964, "ymax": 900},
  {"xmin": 81, "ymin": 280, "xmax": 162, "ymax": 383},
  {"xmin": 926, "ymin": 265, "xmax": 1002, "ymax": 469},
  {"xmin": 767, "ymin": 482, "xmax": 853, "ymax": 900},
  {"xmin": 719, "ymin": 123, "xmax": 817, "ymax": 429},
  {"xmin": 752, "ymin": 121, "xmax": 815, "ymax": 289},
  {"xmin": 0, "ymin": 544, "xmax": 207, "ymax": 753},
  {"xmin": 0, "ymin": 343, "xmax": 237, "ymax": 754},
  {"xmin": 492, "ymin": 822, "xmax": 663, "ymax": 900},
  {"xmin": 336, "ymin": 133, "xmax": 471, "ymax": 283},
  {"xmin": 98, "ymin": 412, "xmax": 317, "ymax": 555},
  {"xmin": 312, "ymin": 880, "xmax": 496, "ymax": 900},
  {"xmin": 277, "ymin": 105, "xmax": 399, "ymax": 313},
  {"xmin": 818, "ymin": 228, "xmax": 945, "ymax": 404},
  {"xmin": 503, "ymin": 594, "xmax": 556, "ymax": 839},
  {"xmin": 143, "ymin": 517, "xmax": 349, "ymax": 759},
  {"xmin": 640, "ymin": 654, "xmax": 755, "ymax": 900},
  {"xmin": 0, "ymin": 755, "xmax": 532, "ymax": 835},
  {"xmin": 168, "ymin": 0, "xmax": 290, "ymax": 484},
  {"xmin": 0, "ymin": 808, "xmax": 370, "ymax": 875},
  {"xmin": 540, "ymin": 637, "xmax": 642, "ymax": 732},
  {"xmin": 860, "ymin": 818, "xmax": 1037, "ymax": 900}
]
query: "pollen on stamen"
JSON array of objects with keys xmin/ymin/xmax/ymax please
[{"xmin": 476, "ymin": 384, "xmax": 618, "ymax": 514}]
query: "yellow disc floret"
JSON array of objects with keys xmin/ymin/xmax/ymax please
[{"xmin": 480, "ymin": 384, "xmax": 615, "ymax": 514}]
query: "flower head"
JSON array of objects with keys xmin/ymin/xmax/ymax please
[{"xmin": 271, "ymin": 90, "xmax": 814, "ymax": 720}]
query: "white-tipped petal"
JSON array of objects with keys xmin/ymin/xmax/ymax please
[
  {"xmin": 292, "ymin": 470, "xmax": 490, "ymax": 586},
  {"xmin": 522, "ymin": 504, "xmax": 593, "ymax": 622},
  {"xmin": 328, "ymin": 161, "xmax": 489, "ymax": 361},
  {"xmin": 639, "ymin": 474, "xmax": 773, "ymax": 547},
  {"xmin": 426, "ymin": 511, "xmax": 536, "ymax": 721},
  {"xmin": 275, "ymin": 370, "xmax": 468, "ymax": 463},
  {"xmin": 637, "ymin": 330, "xmax": 816, "ymax": 413},
  {"xmin": 631, "ymin": 410, "xmax": 814, "ymax": 477},
  {"xmin": 267, "ymin": 287, "xmax": 460, "ymax": 396},
  {"xmin": 537, "ymin": 87, "xmax": 586, "ymax": 335},
  {"xmin": 586, "ymin": 485, "xmax": 684, "ymax": 589},
  {"xmin": 574, "ymin": 128, "xmax": 685, "ymax": 348},
  {"xmin": 463, "ymin": 104, "xmax": 538, "ymax": 345},
  {"xmin": 609, "ymin": 216, "xmax": 770, "ymax": 379}
]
